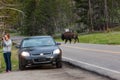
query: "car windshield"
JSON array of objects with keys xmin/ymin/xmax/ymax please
[{"xmin": 21, "ymin": 37, "xmax": 56, "ymax": 48}]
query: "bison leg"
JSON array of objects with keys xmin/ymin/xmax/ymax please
[
  {"xmin": 65, "ymin": 39, "xmax": 68, "ymax": 44},
  {"xmin": 69, "ymin": 39, "xmax": 72, "ymax": 44},
  {"xmin": 74, "ymin": 38, "xmax": 79, "ymax": 43}
]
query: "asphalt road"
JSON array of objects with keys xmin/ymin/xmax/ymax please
[{"xmin": 61, "ymin": 43, "xmax": 120, "ymax": 80}]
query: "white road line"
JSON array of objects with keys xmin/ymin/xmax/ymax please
[{"xmin": 63, "ymin": 57, "xmax": 120, "ymax": 74}]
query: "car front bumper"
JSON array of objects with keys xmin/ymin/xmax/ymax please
[{"xmin": 20, "ymin": 54, "xmax": 61, "ymax": 66}]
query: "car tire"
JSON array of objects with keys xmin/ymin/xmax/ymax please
[
  {"xmin": 56, "ymin": 61, "xmax": 62, "ymax": 68},
  {"xmin": 19, "ymin": 60, "xmax": 25, "ymax": 70}
]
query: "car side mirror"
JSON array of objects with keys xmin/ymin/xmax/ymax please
[
  {"xmin": 15, "ymin": 45, "xmax": 20, "ymax": 48},
  {"xmin": 56, "ymin": 43, "xmax": 61, "ymax": 45}
]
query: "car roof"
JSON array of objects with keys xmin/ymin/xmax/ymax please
[{"xmin": 24, "ymin": 36, "xmax": 52, "ymax": 39}]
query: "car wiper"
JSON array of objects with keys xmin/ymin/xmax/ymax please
[
  {"xmin": 22, "ymin": 46, "xmax": 35, "ymax": 48},
  {"xmin": 36, "ymin": 45, "xmax": 53, "ymax": 47}
]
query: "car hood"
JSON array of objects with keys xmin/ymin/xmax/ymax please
[{"xmin": 19, "ymin": 46, "xmax": 59, "ymax": 54}]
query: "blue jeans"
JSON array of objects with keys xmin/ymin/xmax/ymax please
[{"xmin": 3, "ymin": 52, "xmax": 12, "ymax": 72}]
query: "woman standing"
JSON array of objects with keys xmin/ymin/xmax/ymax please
[{"xmin": 2, "ymin": 34, "xmax": 12, "ymax": 72}]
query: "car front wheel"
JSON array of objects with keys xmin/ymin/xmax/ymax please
[
  {"xmin": 19, "ymin": 59, "xmax": 25, "ymax": 70},
  {"xmin": 56, "ymin": 61, "xmax": 62, "ymax": 68}
]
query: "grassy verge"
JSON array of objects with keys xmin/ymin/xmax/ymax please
[
  {"xmin": 55, "ymin": 31, "xmax": 120, "ymax": 45},
  {"xmin": 0, "ymin": 47, "xmax": 18, "ymax": 73},
  {"xmin": 79, "ymin": 32, "xmax": 120, "ymax": 45}
]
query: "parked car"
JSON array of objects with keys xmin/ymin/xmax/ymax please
[{"xmin": 16, "ymin": 36, "xmax": 62, "ymax": 70}]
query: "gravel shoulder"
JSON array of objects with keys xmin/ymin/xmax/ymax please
[{"xmin": 0, "ymin": 63, "xmax": 111, "ymax": 80}]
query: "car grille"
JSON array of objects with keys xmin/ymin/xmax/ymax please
[{"xmin": 32, "ymin": 52, "xmax": 52, "ymax": 56}]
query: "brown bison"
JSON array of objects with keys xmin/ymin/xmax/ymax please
[{"xmin": 61, "ymin": 32, "xmax": 79, "ymax": 44}]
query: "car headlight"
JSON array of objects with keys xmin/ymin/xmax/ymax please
[
  {"xmin": 53, "ymin": 49, "xmax": 60, "ymax": 54},
  {"xmin": 21, "ymin": 51, "xmax": 30, "ymax": 57}
]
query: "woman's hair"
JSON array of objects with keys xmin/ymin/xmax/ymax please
[{"xmin": 5, "ymin": 34, "xmax": 10, "ymax": 39}]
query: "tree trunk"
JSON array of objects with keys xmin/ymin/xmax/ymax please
[
  {"xmin": 104, "ymin": 0, "xmax": 109, "ymax": 32},
  {"xmin": 88, "ymin": 0, "xmax": 94, "ymax": 32}
]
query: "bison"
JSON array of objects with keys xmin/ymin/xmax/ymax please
[{"xmin": 61, "ymin": 32, "xmax": 79, "ymax": 44}]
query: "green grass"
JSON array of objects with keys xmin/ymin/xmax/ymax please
[
  {"xmin": 0, "ymin": 47, "xmax": 18, "ymax": 73},
  {"xmin": 55, "ymin": 31, "xmax": 120, "ymax": 45},
  {"xmin": 79, "ymin": 32, "xmax": 120, "ymax": 44}
]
